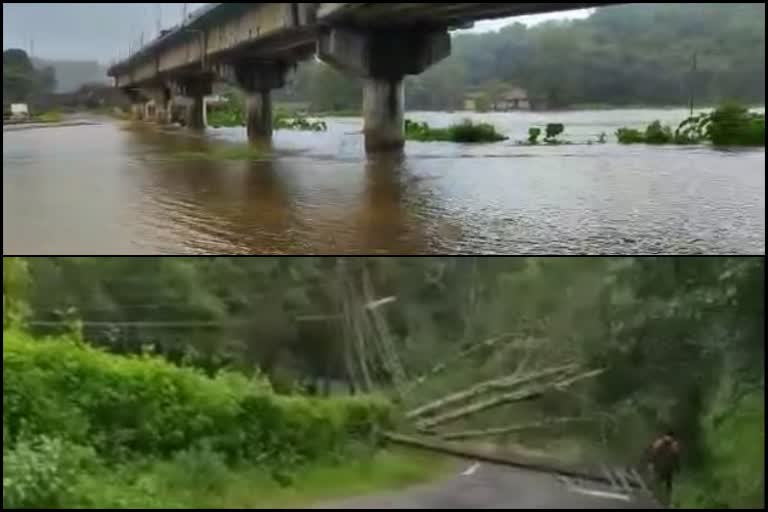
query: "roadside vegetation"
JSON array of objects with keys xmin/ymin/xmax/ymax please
[
  {"xmin": 32, "ymin": 111, "xmax": 63, "ymax": 123},
  {"xmin": 2, "ymin": 329, "xmax": 452, "ymax": 509},
  {"xmin": 3, "ymin": 257, "xmax": 763, "ymax": 509}
]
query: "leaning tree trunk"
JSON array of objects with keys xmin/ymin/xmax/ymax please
[
  {"xmin": 406, "ymin": 363, "xmax": 577, "ymax": 420},
  {"xmin": 416, "ymin": 368, "xmax": 605, "ymax": 430}
]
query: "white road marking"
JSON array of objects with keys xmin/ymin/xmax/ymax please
[
  {"xmin": 568, "ymin": 487, "xmax": 632, "ymax": 501},
  {"xmin": 461, "ymin": 462, "xmax": 481, "ymax": 476}
]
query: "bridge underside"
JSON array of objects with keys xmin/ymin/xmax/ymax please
[
  {"xmin": 109, "ymin": 3, "xmax": 619, "ymax": 152},
  {"xmin": 319, "ymin": 3, "xmax": 608, "ymax": 29}
]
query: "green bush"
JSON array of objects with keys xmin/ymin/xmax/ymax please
[
  {"xmin": 644, "ymin": 120, "xmax": 674, "ymax": 144},
  {"xmin": 618, "ymin": 104, "xmax": 765, "ymax": 146},
  {"xmin": 3, "ymin": 330, "xmax": 392, "ymax": 465},
  {"xmin": 3, "ymin": 436, "xmax": 96, "ymax": 509},
  {"xmin": 616, "ymin": 121, "xmax": 674, "ymax": 144},
  {"xmin": 207, "ymin": 107, "xmax": 244, "ymax": 129},
  {"xmin": 674, "ymin": 112, "xmax": 710, "ymax": 144},
  {"xmin": 405, "ymin": 119, "xmax": 507, "ymax": 143},
  {"xmin": 707, "ymin": 104, "xmax": 765, "ymax": 146},
  {"xmin": 616, "ymin": 127, "xmax": 646, "ymax": 144},
  {"xmin": 528, "ymin": 128, "xmax": 541, "ymax": 144},
  {"xmin": 545, "ymin": 123, "xmax": 564, "ymax": 141}
]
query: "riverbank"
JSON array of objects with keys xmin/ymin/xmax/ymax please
[{"xmin": 3, "ymin": 119, "xmax": 99, "ymax": 131}]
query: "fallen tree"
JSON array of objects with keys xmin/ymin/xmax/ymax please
[
  {"xmin": 440, "ymin": 417, "xmax": 590, "ymax": 441},
  {"xmin": 416, "ymin": 369, "xmax": 605, "ymax": 430},
  {"xmin": 405, "ymin": 363, "xmax": 577, "ymax": 420}
]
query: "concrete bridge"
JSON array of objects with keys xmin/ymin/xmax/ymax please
[{"xmin": 108, "ymin": 3, "xmax": 615, "ymax": 152}]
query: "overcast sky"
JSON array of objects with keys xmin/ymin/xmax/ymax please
[{"xmin": 3, "ymin": 3, "xmax": 592, "ymax": 63}]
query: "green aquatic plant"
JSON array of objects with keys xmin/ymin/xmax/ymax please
[
  {"xmin": 528, "ymin": 128, "xmax": 542, "ymax": 145},
  {"xmin": 405, "ymin": 119, "xmax": 507, "ymax": 143},
  {"xmin": 618, "ymin": 103, "xmax": 764, "ymax": 146}
]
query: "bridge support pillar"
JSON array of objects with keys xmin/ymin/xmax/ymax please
[
  {"xmin": 246, "ymin": 91, "xmax": 273, "ymax": 140},
  {"xmin": 188, "ymin": 94, "xmax": 206, "ymax": 130},
  {"xmin": 224, "ymin": 61, "xmax": 287, "ymax": 142},
  {"xmin": 318, "ymin": 27, "xmax": 451, "ymax": 153},
  {"xmin": 172, "ymin": 77, "xmax": 213, "ymax": 131},
  {"xmin": 130, "ymin": 104, "xmax": 144, "ymax": 121},
  {"xmin": 362, "ymin": 78, "xmax": 405, "ymax": 153},
  {"xmin": 124, "ymin": 89, "xmax": 148, "ymax": 121},
  {"xmin": 139, "ymin": 86, "xmax": 172, "ymax": 124}
]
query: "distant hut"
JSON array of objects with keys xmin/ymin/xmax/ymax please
[
  {"xmin": 463, "ymin": 92, "xmax": 486, "ymax": 112},
  {"xmin": 496, "ymin": 86, "xmax": 531, "ymax": 111}
]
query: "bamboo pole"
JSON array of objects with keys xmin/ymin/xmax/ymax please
[
  {"xmin": 417, "ymin": 369, "xmax": 605, "ymax": 429},
  {"xmin": 416, "ymin": 386, "xmax": 546, "ymax": 430},
  {"xmin": 440, "ymin": 417, "xmax": 589, "ymax": 441},
  {"xmin": 405, "ymin": 363, "xmax": 577, "ymax": 420},
  {"xmin": 402, "ymin": 332, "xmax": 524, "ymax": 393}
]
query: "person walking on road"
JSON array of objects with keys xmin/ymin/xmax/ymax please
[{"xmin": 648, "ymin": 430, "xmax": 681, "ymax": 505}]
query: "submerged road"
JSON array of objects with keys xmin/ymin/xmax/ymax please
[{"xmin": 318, "ymin": 461, "xmax": 661, "ymax": 509}]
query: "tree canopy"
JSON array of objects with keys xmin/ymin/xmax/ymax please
[
  {"xmin": 3, "ymin": 256, "xmax": 764, "ymax": 507},
  {"xmin": 276, "ymin": 3, "xmax": 765, "ymax": 112},
  {"xmin": 3, "ymin": 49, "xmax": 57, "ymax": 104}
]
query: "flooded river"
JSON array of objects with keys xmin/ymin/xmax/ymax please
[{"xmin": 3, "ymin": 109, "xmax": 764, "ymax": 255}]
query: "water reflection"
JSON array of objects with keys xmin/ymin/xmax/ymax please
[
  {"xmin": 3, "ymin": 111, "xmax": 765, "ymax": 255},
  {"xmin": 122, "ymin": 127, "xmax": 438, "ymax": 254}
]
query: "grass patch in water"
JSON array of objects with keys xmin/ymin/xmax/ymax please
[
  {"xmin": 405, "ymin": 119, "xmax": 507, "ymax": 143},
  {"xmin": 315, "ymin": 110, "xmax": 361, "ymax": 118},
  {"xmin": 207, "ymin": 106, "xmax": 328, "ymax": 132},
  {"xmin": 172, "ymin": 146, "xmax": 271, "ymax": 162},
  {"xmin": 274, "ymin": 113, "xmax": 328, "ymax": 132}
]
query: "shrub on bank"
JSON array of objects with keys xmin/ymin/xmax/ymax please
[{"xmin": 3, "ymin": 330, "xmax": 392, "ymax": 464}]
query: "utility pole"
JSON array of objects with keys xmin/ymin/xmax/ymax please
[
  {"xmin": 689, "ymin": 53, "xmax": 698, "ymax": 118},
  {"xmin": 155, "ymin": 4, "xmax": 162, "ymax": 37}
]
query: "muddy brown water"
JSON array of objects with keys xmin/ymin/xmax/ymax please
[{"xmin": 3, "ymin": 109, "xmax": 764, "ymax": 255}]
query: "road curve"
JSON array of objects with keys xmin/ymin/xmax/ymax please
[{"xmin": 317, "ymin": 461, "xmax": 662, "ymax": 509}]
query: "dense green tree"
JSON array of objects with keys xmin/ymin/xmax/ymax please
[
  {"xmin": 6, "ymin": 256, "xmax": 764, "ymax": 508},
  {"xmin": 3, "ymin": 49, "xmax": 57, "ymax": 104},
  {"xmin": 278, "ymin": 4, "xmax": 764, "ymax": 112}
]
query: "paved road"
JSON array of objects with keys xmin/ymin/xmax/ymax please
[{"xmin": 319, "ymin": 461, "xmax": 661, "ymax": 509}]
